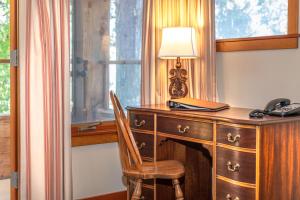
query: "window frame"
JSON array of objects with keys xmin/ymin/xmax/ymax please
[
  {"xmin": 70, "ymin": 0, "xmax": 143, "ymax": 147},
  {"xmin": 71, "ymin": 58, "xmax": 142, "ymax": 147},
  {"xmin": 216, "ymin": 0, "xmax": 299, "ymax": 52}
]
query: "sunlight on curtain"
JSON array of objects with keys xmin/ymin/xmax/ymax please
[{"xmin": 141, "ymin": 0, "xmax": 216, "ymax": 104}]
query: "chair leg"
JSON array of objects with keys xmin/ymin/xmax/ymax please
[
  {"xmin": 131, "ymin": 179, "xmax": 143, "ymax": 200},
  {"xmin": 172, "ymin": 179, "xmax": 184, "ymax": 200}
]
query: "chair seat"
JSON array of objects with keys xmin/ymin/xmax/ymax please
[{"xmin": 124, "ymin": 160, "xmax": 185, "ymax": 180}]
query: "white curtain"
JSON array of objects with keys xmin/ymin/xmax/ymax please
[
  {"xmin": 141, "ymin": 0, "xmax": 216, "ymax": 104},
  {"xmin": 19, "ymin": 0, "xmax": 72, "ymax": 199}
]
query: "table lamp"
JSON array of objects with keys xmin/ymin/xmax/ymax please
[{"xmin": 159, "ymin": 27, "xmax": 198, "ymax": 99}]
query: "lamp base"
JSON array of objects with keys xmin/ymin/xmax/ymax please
[{"xmin": 169, "ymin": 57, "xmax": 188, "ymax": 99}]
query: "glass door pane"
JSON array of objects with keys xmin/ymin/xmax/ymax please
[{"xmin": 0, "ymin": 0, "xmax": 10, "ymax": 199}]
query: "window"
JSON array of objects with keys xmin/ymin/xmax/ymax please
[
  {"xmin": 71, "ymin": 0, "xmax": 143, "ymax": 124},
  {"xmin": 215, "ymin": 0, "xmax": 299, "ymax": 51},
  {"xmin": 0, "ymin": 0, "xmax": 10, "ymax": 179},
  {"xmin": 70, "ymin": 0, "xmax": 143, "ymax": 146}
]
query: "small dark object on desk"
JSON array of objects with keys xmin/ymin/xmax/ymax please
[{"xmin": 249, "ymin": 109, "xmax": 265, "ymax": 118}]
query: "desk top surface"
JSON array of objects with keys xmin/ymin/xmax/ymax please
[{"xmin": 127, "ymin": 104, "xmax": 300, "ymax": 125}]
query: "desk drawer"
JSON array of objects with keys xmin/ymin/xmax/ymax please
[
  {"xmin": 129, "ymin": 113, "xmax": 154, "ymax": 131},
  {"xmin": 216, "ymin": 179, "xmax": 255, "ymax": 200},
  {"xmin": 217, "ymin": 124, "xmax": 256, "ymax": 149},
  {"xmin": 217, "ymin": 147, "xmax": 256, "ymax": 184},
  {"xmin": 133, "ymin": 132, "xmax": 154, "ymax": 159},
  {"xmin": 157, "ymin": 116, "xmax": 213, "ymax": 141}
]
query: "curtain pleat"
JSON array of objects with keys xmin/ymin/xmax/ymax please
[
  {"xmin": 141, "ymin": 0, "xmax": 216, "ymax": 105},
  {"xmin": 19, "ymin": 0, "xmax": 72, "ymax": 199}
]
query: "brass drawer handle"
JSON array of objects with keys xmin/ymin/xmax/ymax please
[
  {"xmin": 227, "ymin": 133, "xmax": 240, "ymax": 143},
  {"xmin": 177, "ymin": 125, "xmax": 190, "ymax": 134},
  {"xmin": 226, "ymin": 194, "xmax": 240, "ymax": 200},
  {"xmin": 227, "ymin": 161, "xmax": 240, "ymax": 172},
  {"xmin": 136, "ymin": 142, "xmax": 146, "ymax": 150},
  {"xmin": 134, "ymin": 119, "xmax": 146, "ymax": 127}
]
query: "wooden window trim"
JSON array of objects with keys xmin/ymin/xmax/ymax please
[
  {"xmin": 72, "ymin": 121, "xmax": 118, "ymax": 147},
  {"xmin": 0, "ymin": 59, "xmax": 10, "ymax": 63},
  {"xmin": 216, "ymin": 0, "xmax": 299, "ymax": 52}
]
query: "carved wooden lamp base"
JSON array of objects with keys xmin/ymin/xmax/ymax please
[{"xmin": 169, "ymin": 57, "xmax": 188, "ymax": 99}]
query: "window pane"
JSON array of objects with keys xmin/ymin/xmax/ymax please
[
  {"xmin": 0, "ymin": 0, "xmax": 10, "ymax": 59},
  {"xmin": 110, "ymin": 0, "xmax": 143, "ymax": 61},
  {"xmin": 0, "ymin": 64, "xmax": 10, "ymax": 115},
  {"xmin": 71, "ymin": 0, "xmax": 142, "ymax": 123},
  {"xmin": 215, "ymin": 0, "xmax": 288, "ymax": 39},
  {"xmin": 109, "ymin": 64, "xmax": 141, "ymax": 109}
]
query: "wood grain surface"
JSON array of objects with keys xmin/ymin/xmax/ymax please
[
  {"xmin": 0, "ymin": 116, "xmax": 10, "ymax": 179},
  {"xmin": 127, "ymin": 105, "xmax": 300, "ymax": 125},
  {"xmin": 217, "ymin": 124, "xmax": 256, "ymax": 149},
  {"xmin": 216, "ymin": 179, "xmax": 255, "ymax": 200},
  {"xmin": 157, "ymin": 115, "xmax": 213, "ymax": 141},
  {"xmin": 259, "ymin": 121, "xmax": 300, "ymax": 200},
  {"xmin": 217, "ymin": 146, "xmax": 256, "ymax": 184}
]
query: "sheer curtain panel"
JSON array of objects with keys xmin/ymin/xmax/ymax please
[
  {"xmin": 141, "ymin": 0, "xmax": 217, "ymax": 104},
  {"xmin": 19, "ymin": 0, "xmax": 72, "ymax": 199}
]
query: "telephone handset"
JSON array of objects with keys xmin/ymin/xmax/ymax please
[{"xmin": 249, "ymin": 98, "xmax": 300, "ymax": 118}]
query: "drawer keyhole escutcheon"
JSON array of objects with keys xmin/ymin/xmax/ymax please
[
  {"xmin": 227, "ymin": 161, "xmax": 240, "ymax": 172},
  {"xmin": 136, "ymin": 142, "xmax": 146, "ymax": 150},
  {"xmin": 227, "ymin": 133, "xmax": 240, "ymax": 143},
  {"xmin": 177, "ymin": 125, "xmax": 190, "ymax": 134},
  {"xmin": 134, "ymin": 119, "xmax": 145, "ymax": 127},
  {"xmin": 226, "ymin": 194, "xmax": 240, "ymax": 200}
]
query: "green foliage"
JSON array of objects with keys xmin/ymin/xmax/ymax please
[
  {"xmin": 215, "ymin": 0, "xmax": 288, "ymax": 39},
  {"xmin": 0, "ymin": 0, "xmax": 10, "ymax": 114},
  {"xmin": 0, "ymin": 64, "xmax": 9, "ymax": 114}
]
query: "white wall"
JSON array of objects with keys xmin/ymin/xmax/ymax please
[
  {"xmin": 216, "ymin": 45, "xmax": 300, "ymax": 108},
  {"xmin": 216, "ymin": 3, "xmax": 300, "ymax": 109},
  {"xmin": 72, "ymin": 143, "xmax": 124, "ymax": 199}
]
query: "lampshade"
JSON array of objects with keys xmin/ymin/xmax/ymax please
[{"xmin": 158, "ymin": 27, "xmax": 198, "ymax": 59}]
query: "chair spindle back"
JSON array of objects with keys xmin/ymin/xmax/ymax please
[{"xmin": 110, "ymin": 91, "xmax": 143, "ymax": 172}]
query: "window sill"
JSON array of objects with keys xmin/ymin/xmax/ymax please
[
  {"xmin": 71, "ymin": 121, "xmax": 118, "ymax": 147},
  {"xmin": 216, "ymin": 34, "xmax": 300, "ymax": 52}
]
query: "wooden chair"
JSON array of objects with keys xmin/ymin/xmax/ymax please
[{"xmin": 110, "ymin": 91, "xmax": 185, "ymax": 200}]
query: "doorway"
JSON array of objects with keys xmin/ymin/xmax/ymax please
[{"xmin": 0, "ymin": 0, "xmax": 18, "ymax": 199}]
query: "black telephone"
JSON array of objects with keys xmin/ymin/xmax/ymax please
[{"xmin": 249, "ymin": 98, "xmax": 300, "ymax": 118}]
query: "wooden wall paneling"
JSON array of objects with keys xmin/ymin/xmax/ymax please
[
  {"xmin": 156, "ymin": 136, "xmax": 185, "ymax": 200},
  {"xmin": 259, "ymin": 121, "xmax": 300, "ymax": 200},
  {"xmin": 0, "ymin": 116, "xmax": 10, "ymax": 179},
  {"xmin": 184, "ymin": 142, "xmax": 212, "ymax": 200},
  {"xmin": 156, "ymin": 136, "xmax": 213, "ymax": 200}
]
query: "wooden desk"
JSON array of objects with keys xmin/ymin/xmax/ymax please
[{"xmin": 127, "ymin": 105, "xmax": 300, "ymax": 200}]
